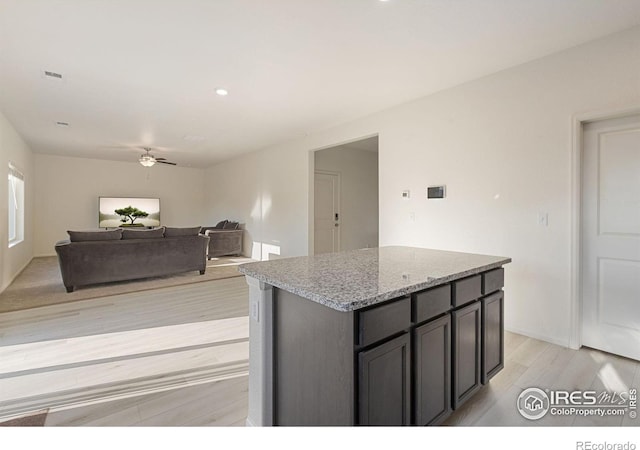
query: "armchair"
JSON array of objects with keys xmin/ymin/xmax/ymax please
[{"xmin": 201, "ymin": 220, "xmax": 243, "ymax": 258}]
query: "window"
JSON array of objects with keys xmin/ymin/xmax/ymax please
[{"xmin": 8, "ymin": 163, "xmax": 24, "ymax": 247}]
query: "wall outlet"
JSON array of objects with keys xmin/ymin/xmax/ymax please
[{"xmin": 251, "ymin": 301, "xmax": 259, "ymax": 321}]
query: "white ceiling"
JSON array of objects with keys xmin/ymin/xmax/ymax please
[{"xmin": 1, "ymin": 0, "xmax": 639, "ymax": 168}]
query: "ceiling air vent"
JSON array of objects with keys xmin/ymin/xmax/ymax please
[{"xmin": 44, "ymin": 71, "xmax": 63, "ymax": 79}]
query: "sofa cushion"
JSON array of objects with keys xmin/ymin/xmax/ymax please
[
  {"xmin": 165, "ymin": 226, "xmax": 201, "ymax": 237},
  {"xmin": 223, "ymin": 221, "xmax": 239, "ymax": 230},
  {"xmin": 121, "ymin": 227, "xmax": 166, "ymax": 239},
  {"xmin": 68, "ymin": 229, "xmax": 123, "ymax": 242}
]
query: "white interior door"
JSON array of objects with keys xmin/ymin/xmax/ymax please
[
  {"xmin": 582, "ymin": 114, "xmax": 640, "ymax": 361},
  {"xmin": 314, "ymin": 171, "xmax": 340, "ymax": 254}
]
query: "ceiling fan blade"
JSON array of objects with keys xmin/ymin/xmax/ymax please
[
  {"xmin": 156, "ymin": 160, "xmax": 177, "ymax": 165},
  {"xmin": 155, "ymin": 157, "xmax": 167, "ymax": 161}
]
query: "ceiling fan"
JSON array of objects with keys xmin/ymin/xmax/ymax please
[{"xmin": 138, "ymin": 147, "xmax": 176, "ymax": 167}]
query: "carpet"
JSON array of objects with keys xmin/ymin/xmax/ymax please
[
  {"xmin": 0, "ymin": 255, "xmax": 253, "ymax": 313},
  {"xmin": 0, "ymin": 410, "xmax": 48, "ymax": 426}
]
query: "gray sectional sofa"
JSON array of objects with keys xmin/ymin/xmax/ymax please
[{"xmin": 55, "ymin": 226, "xmax": 209, "ymax": 292}]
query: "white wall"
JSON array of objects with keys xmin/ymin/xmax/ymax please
[
  {"xmin": 315, "ymin": 145, "xmax": 378, "ymax": 251},
  {"xmin": 205, "ymin": 26, "xmax": 640, "ymax": 346},
  {"xmin": 34, "ymin": 154, "xmax": 207, "ymax": 256},
  {"xmin": 204, "ymin": 146, "xmax": 308, "ymax": 260},
  {"xmin": 0, "ymin": 110, "xmax": 34, "ymax": 293}
]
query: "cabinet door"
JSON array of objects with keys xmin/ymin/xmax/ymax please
[
  {"xmin": 414, "ymin": 314, "xmax": 451, "ymax": 426},
  {"xmin": 452, "ymin": 300, "xmax": 482, "ymax": 409},
  {"xmin": 482, "ymin": 291, "xmax": 504, "ymax": 384},
  {"xmin": 358, "ymin": 333, "xmax": 411, "ymax": 425}
]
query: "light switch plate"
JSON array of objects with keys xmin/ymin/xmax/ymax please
[{"xmin": 537, "ymin": 212, "xmax": 548, "ymax": 227}]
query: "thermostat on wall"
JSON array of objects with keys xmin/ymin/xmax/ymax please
[{"xmin": 427, "ymin": 185, "xmax": 446, "ymax": 199}]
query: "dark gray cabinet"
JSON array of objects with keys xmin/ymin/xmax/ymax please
[
  {"xmin": 452, "ymin": 275, "xmax": 482, "ymax": 307},
  {"xmin": 358, "ymin": 297, "xmax": 411, "ymax": 347},
  {"xmin": 452, "ymin": 300, "xmax": 482, "ymax": 409},
  {"xmin": 413, "ymin": 314, "xmax": 451, "ymax": 425},
  {"xmin": 413, "ymin": 285, "xmax": 451, "ymax": 324},
  {"xmin": 482, "ymin": 268, "xmax": 504, "ymax": 295},
  {"xmin": 271, "ymin": 266, "xmax": 506, "ymax": 426},
  {"xmin": 481, "ymin": 290, "xmax": 504, "ymax": 384},
  {"xmin": 358, "ymin": 333, "xmax": 411, "ymax": 426},
  {"xmin": 274, "ymin": 289, "xmax": 355, "ymax": 426}
]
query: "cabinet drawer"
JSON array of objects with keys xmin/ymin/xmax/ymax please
[
  {"xmin": 452, "ymin": 275, "xmax": 481, "ymax": 307},
  {"xmin": 358, "ymin": 297, "xmax": 411, "ymax": 347},
  {"xmin": 482, "ymin": 268, "xmax": 504, "ymax": 295},
  {"xmin": 412, "ymin": 285, "xmax": 451, "ymax": 324}
]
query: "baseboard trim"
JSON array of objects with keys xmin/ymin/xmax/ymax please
[
  {"xmin": 0, "ymin": 255, "xmax": 33, "ymax": 295},
  {"xmin": 505, "ymin": 326, "xmax": 570, "ymax": 348}
]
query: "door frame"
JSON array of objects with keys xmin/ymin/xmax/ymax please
[
  {"xmin": 313, "ymin": 169, "xmax": 341, "ymax": 254},
  {"xmin": 308, "ymin": 133, "xmax": 379, "ymax": 255},
  {"xmin": 569, "ymin": 105, "xmax": 640, "ymax": 350}
]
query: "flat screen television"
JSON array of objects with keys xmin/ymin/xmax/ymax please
[{"xmin": 99, "ymin": 197, "xmax": 160, "ymax": 228}]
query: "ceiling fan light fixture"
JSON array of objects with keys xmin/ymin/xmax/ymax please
[{"xmin": 139, "ymin": 154, "xmax": 156, "ymax": 167}]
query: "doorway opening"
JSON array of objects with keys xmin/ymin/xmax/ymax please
[{"xmin": 312, "ymin": 136, "xmax": 379, "ymax": 255}]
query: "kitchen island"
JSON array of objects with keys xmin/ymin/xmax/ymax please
[{"xmin": 238, "ymin": 246, "xmax": 511, "ymax": 426}]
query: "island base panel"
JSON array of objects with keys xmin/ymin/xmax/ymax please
[{"xmin": 273, "ymin": 288, "xmax": 355, "ymax": 426}]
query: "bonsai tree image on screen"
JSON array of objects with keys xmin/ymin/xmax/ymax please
[
  {"xmin": 99, "ymin": 198, "xmax": 160, "ymax": 228},
  {"xmin": 115, "ymin": 206, "xmax": 149, "ymax": 227}
]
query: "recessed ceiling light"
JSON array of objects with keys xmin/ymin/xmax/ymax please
[
  {"xmin": 215, "ymin": 88, "xmax": 229, "ymax": 96},
  {"xmin": 55, "ymin": 121, "xmax": 69, "ymax": 127}
]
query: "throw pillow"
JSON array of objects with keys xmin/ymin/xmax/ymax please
[
  {"xmin": 121, "ymin": 227, "xmax": 166, "ymax": 239},
  {"xmin": 223, "ymin": 221, "xmax": 239, "ymax": 230},
  {"xmin": 68, "ymin": 229, "xmax": 123, "ymax": 242},
  {"xmin": 215, "ymin": 220, "xmax": 228, "ymax": 229},
  {"xmin": 164, "ymin": 226, "xmax": 201, "ymax": 237}
]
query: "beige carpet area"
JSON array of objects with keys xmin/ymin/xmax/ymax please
[
  {"xmin": 0, "ymin": 255, "xmax": 254, "ymax": 313},
  {"xmin": 0, "ymin": 410, "xmax": 48, "ymax": 427}
]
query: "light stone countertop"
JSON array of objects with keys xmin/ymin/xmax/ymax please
[{"xmin": 238, "ymin": 246, "xmax": 511, "ymax": 312}]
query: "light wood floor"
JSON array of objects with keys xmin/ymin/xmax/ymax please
[
  {"xmin": 37, "ymin": 331, "xmax": 640, "ymax": 427},
  {"xmin": 444, "ymin": 332, "xmax": 640, "ymax": 426},
  {"xmin": 1, "ymin": 274, "xmax": 638, "ymax": 426},
  {"xmin": 0, "ymin": 277, "xmax": 250, "ymax": 422},
  {"xmin": 44, "ymin": 376, "xmax": 248, "ymax": 426}
]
